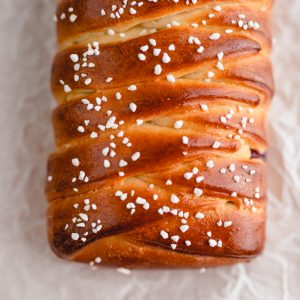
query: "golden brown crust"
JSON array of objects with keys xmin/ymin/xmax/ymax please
[
  {"xmin": 47, "ymin": 0, "xmax": 273, "ymax": 268},
  {"xmin": 55, "ymin": 0, "xmax": 273, "ymax": 45}
]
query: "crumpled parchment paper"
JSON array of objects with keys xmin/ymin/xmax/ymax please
[{"xmin": 0, "ymin": 0, "xmax": 299, "ymax": 299}]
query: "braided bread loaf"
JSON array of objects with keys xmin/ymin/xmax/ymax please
[{"xmin": 46, "ymin": 0, "xmax": 274, "ymax": 268}]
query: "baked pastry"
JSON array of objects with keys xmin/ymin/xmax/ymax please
[{"xmin": 46, "ymin": 0, "xmax": 274, "ymax": 268}]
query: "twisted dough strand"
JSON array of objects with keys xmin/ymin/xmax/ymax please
[{"xmin": 47, "ymin": 0, "xmax": 273, "ymax": 268}]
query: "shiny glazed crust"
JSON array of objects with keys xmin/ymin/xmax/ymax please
[{"xmin": 47, "ymin": 0, "xmax": 274, "ymax": 268}]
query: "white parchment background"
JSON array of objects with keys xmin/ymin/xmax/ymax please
[{"xmin": 0, "ymin": 0, "xmax": 299, "ymax": 299}]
